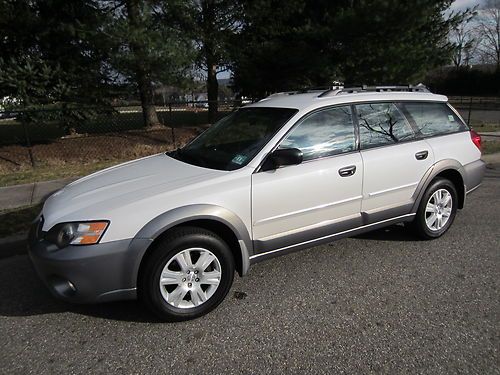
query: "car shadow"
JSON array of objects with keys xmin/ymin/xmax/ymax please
[
  {"xmin": 351, "ymin": 224, "xmax": 422, "ymax": 242},
  {"xmin": 0, "ymin": 224, "xmax": 419, "ymax": 321},
  {"xmin": 0, "ymin": 253, "xmax": 162, "ymax": 322}
]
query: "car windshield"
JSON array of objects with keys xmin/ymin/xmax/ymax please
[{"xmin": 170, "ymin": 107, "xmax": 297, "ymax": 171}]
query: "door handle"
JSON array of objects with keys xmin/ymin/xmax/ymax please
[
  {"xmin": 415, "ymin": 150, "xmax": 428, "ymax": 160},
  {"xmin": 338, "ymin": 165, "xmax": 356, "ymax": 177}
]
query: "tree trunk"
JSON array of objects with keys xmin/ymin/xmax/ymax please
[
  {"xmin": 202, "ymin": 0, "xmax": 218, "ymax": 124},
  {"xmin": 126, "ymin": 0, "xmax": 160, "ymax": 127},
  {"xmin": 207, "ymin": 62, "xmax": 218, "ymax": 123},
  {"xmin": 137, "ymin": 70, "xmax": 160, "ymax": 127}
]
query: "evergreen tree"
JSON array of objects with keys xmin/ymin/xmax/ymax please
[
  {"xmin": 337, "ymin": 0, "xmax": 462, "ymax": 85},
  {"xmin": 165, "ymin": 0, "xmax": 243, "ymax": 122},
  {"xmin": 0, "ymin": 0, "xmax": 110, "ymax": 107},
  {"xmin": 231, "ymin": 0, "xmax": 464, "ymax": 96},
  {"xmin": 101, "ymin": 0, "xmax": 194, "ymax": 127}
]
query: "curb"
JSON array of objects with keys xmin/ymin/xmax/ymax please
[{"xmin": 0, "ymin": 177, "xmax": 76, "ymax": 211}]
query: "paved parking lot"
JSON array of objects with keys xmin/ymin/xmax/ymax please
[{"xmin": 0, "ymin": 165, "xmax": 498, "ymax": 374}]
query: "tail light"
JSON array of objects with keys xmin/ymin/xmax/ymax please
[{"xmin": 470, "ymin": 129, "xmax": 482, "ymax": 151}]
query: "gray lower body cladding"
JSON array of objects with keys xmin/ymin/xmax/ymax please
[
  {"xmin": 464, "ymin": 159, "xmax": 486, "ymax": 193},
  {"xmin": 28, "ymin": 238, "xmax": 152, "ymax": 303},
  {"xmin": 251, "ymin": 159, "xmax": 486, "ymax": 263}
]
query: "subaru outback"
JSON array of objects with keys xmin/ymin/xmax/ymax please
[{"xmin": 29, "ymin": 85, "xmax": 485, "ymax": 321}]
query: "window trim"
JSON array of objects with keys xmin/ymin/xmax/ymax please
[
  {"xmin": 396, "ymin": 102, "xmax": 424, "ymax": 138},
  {"xmin": 253, "ymin": 100, "xmax": 470, "ymax": 172},
  {"xmin": 254, "ymin": 104, "xmax": 359, "ymax": 172},
  {"xmin": 351, "ymin": 104, "xmax": 361, "ymax": 151}
]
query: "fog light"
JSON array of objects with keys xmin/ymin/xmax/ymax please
[{"xmin": 50, "ymin": 277, "xmax": 77, "ymax": 297}]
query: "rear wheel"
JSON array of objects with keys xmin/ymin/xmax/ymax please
[
  {"xmin": 412, "ymin": 177, "xmax": 458, "ymax": 239},
  {"xmin": 139, "ymin": 227, "xmax": 234, "ymax": 321}
]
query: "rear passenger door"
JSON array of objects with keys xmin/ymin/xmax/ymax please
[
  {"xmin": 400, "ymin": 102, "xmax": 472, "ymax": 165},
  {"xmin": 355, "ymin": 102, "xmax": 434, "ymax": 222}
]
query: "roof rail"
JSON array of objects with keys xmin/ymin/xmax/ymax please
[
  {"xmin": 318, "ymin": 84, "xmax": 430, "ymax": 98},
  {"xmin": 262, "ymin": 87, "xmax": 331, "ymax": 100}
]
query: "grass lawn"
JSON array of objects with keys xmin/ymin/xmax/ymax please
[
  {"xmin": 0, "ymin": 160, "xmax": 124, "ymax": 187},
  {"xmin": 483, "ymin": 139, "xmax": 500, "ymax": 155},
  {"xmin": 0, "ymin": 203, "xmax": 42, "ymax": 238},
  {"xmin": 474, "ymin": 123, "xmax": 500, "ymax": 133},
  {"xmin": 0, "ymin": 127, "xmax": 203, "ymax": 187}
]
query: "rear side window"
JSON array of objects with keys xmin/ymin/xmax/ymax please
[
  {"xmin": 402, "ymin": 102, "xmax": 467, "ymax": 137},
  {"xmin": 279, "ymin": 105, "xmax": 355, "ymax": 161},
  {"xmin": 356, "ymin": 103, "xmax": 416, "ymax": 149}
]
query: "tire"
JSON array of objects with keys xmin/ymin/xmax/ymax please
[
  {"xmin": 139, "ymin": 227, "xmax": 234, "ymax": 321},
  {"xmin": 412, "ymin": 177, "xmax": 458, "ymax": 240}
]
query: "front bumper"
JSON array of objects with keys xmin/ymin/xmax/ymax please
[{"xmin": 28, "ymin": 236, "xmax": 151, "ymax": 303}]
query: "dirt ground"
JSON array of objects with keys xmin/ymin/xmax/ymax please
[{"xmin": 0, "ymin": 127, "xmax": 203, "ymax": 175}]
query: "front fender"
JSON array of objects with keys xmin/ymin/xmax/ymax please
[{"xmin": 129, "ymin": 204, "xmax": 253, "ymax": 283}]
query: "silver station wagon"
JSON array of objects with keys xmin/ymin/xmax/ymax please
[{"xmin": 29, "ymin": 85, "xmax": 485, "ymax": 320}]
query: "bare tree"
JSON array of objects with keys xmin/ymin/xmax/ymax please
[
  {"xmin": 450, "ymin": 12, "xmax": 479, "ymax": 68},
  {"xmin": 477, "ymin": 0, "xmax": 500, "ymax": 70}
]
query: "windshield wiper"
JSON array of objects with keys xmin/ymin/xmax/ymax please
[{"xmin": 169, "ymin": 148, "xmax": 209, "ymax": 168}]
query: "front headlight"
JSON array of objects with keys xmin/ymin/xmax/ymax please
[{"xmin": 46, "ymin": 221, "xmax": 109, "ymax": 248}]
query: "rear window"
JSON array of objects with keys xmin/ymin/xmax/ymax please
[{"xmin": 401, "ymin": 102, "xmax": 467, "ymax": 137}]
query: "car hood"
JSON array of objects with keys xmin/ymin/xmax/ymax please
[{"xmin": 42, "ymin": 153, "xmax": 227, "ymax": 230}]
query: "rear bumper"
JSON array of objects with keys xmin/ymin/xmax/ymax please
[
  {"xmin": 464, "ymin": 159, "xmax": 486, "ymax": 194},
  {"xmin": 28, "ymin": 237, "xmax": 151, "ymax": 303}
]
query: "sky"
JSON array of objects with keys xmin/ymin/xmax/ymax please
[{"xmin": 448, "ymin": 0, "xmax": 487, "ymax": 12}]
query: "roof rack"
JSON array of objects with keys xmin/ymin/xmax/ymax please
[
  {"xmin": 318, "ymin": 84, "xmax": 430, "ymax": 98},
  {"xmin": 261, "ymin": 87, "xmax": 331, "ymax": 101}
]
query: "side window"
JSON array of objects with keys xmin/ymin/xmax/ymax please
[
  {"xmin": 402, "ymin": 102, "xmax": 467, "ymax": 137},
  {"xmin": 279, "ymin": 106, "xmax": 355, "ymax": 161},
  {"xmin": 356, "ymin": 102, "xmax": 415, "ymax": 149}
]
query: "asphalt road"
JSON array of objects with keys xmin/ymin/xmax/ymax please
[{"xmin": 1, "ymin": 165, "xmax": 499, "ymax": 375}]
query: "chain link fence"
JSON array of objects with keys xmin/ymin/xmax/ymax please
[
  {"xmin": 448, "ymin": 96, "xmax": 500, "ymax": 129},
  {"xmin": 0, "ymin": 100, "xmax": 247, "ymax": 185},
  {"xmin": 0, "ymin": 97, "xmax": 498, "ymax": 187}
]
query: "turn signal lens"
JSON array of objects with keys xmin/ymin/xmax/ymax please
[
  {"xmin": 47, "ymin": 221, "xmax": 109, "ymax": 248},
  {"xmin": 72, "ymin": 222, "xmax": 108, "ymax": 245},
  {"xmin": 470, "ymin": 130, "xmax": 482, "ymax": 151}
]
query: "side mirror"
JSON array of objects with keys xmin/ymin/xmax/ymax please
[{"xmin": 261, "ymin": 148, "xmax": 303, "ymax": 171}]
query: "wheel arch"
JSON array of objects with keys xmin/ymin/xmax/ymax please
[
  {"xmin": 434, "ymin": 169, "xmax": 465, "ymax": 209},
  {"xmin": 131, "ymin": 205, "xmax": 253, "ymax": 287},
  {"xmin": 412, "ymin": 159, "xmax": 466, "ymax": 213}
]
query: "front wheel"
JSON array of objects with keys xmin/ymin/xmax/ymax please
[
  {"xmin": 139, "ymin": 227, "xmax": 235, "ymax": 321},
  {"xmin": 412, "ymin": 177, "xmax": 458, "ymax": 239}
]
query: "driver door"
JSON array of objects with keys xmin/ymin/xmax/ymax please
[{"xmin": 251, "ymin": 105, "xmax": 363, "ymax": 256}]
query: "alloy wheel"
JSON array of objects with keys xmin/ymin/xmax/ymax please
[
  {"xmin": 159, "ymin": 248, "xmax": 222, "ymax": 309},
  {"xmin": 425, "ymin": 188, "xmax": 453, "ymax": 231}
]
